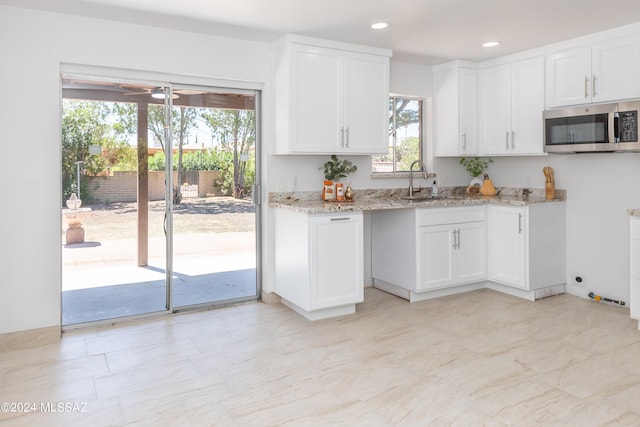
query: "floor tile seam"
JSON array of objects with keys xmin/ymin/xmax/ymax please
[
  {"xmin": 563, "ymin": 339, "xmax": 640, "ymax": 357},
  {"xmin": 117, "ymin": 381, "xmax": 231, "ymax": 421},
  {"xmin": 93, "ymin": 354, "xmax": 204, "ymax": 389},
  {"xmin": 102, "ymin": 337, "xmax": 203, "ymax": 364},
  {"xmin": 471, "ymin": 338, "xmax": 534, "ymax": 358},
  {"xmin": 0, "ymin": 354, "xmax": 110, "ymax": 389},
  {"xmin": 532, "ymin": 363, "xmax": 640, "ymax": 402},
  {"xmin": 435, "ymin": 358, "xmax": 539, "ymax": 391},
  {"xmin": 85, "ymin": 333, "xmax": 190, "ymax": 357},
  {"xmin": 587, "ymin": 385, "xmax": 640, "ymax": 418}
]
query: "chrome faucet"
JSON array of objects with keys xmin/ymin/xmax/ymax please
[{"xmin": 408, "ymin": 160, "xmax": 427, "ymax": 198}]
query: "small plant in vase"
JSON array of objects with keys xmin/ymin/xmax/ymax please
[
  {"xmin": 322, "ymin": 155, "xmax": 357, "ymax": 201},
  {"xmin": 459, "ymin": 157, "xmax": 492, "ymax": 196}
]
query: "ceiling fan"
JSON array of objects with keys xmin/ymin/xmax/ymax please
[
  {"xmin": 123, "ymin": 87, "xmax": 180, "ymax": 99},
  {"xmin": 122, "ymin": 83, "xmax": 211, "ymax": 98}
]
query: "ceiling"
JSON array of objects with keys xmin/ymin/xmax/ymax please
[{"xmin": 4, "ymin": 0, "xmax": 640, "ymax": 64}]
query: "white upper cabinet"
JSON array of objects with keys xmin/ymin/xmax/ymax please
[
  {"xmin": 433, "ymin": 62, "xmax": 479, "ymax": 157},
  {"xmin": 272, "ymin": 35, "xmax": 391, "ymax": 155},
  {"xmin": 479, "ymin": 56, "xmax": 545, "ymax": 155},
  {"xmin": 545, "ymin": 35, "xmax": 640, "ymax": 107}
]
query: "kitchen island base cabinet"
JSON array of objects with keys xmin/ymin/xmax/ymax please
[{"xmin": 274, "ymin": 209, "xmax": 364, "ymax": 320}]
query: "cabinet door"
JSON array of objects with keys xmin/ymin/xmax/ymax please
[
  {"xmin": 545, "ymin": 46, "xmax": 591, "ymax": 107},
  {"xmin": 433, "ymin": 65, "xmax": 478, "ymax": 157},
  {"xmin": 592, "ymin": 36, "xmax": 640, "ymax": 103},
  {"xmin": 489, "ymin": 206, "xmax": 527, "ymax": 288},
  {"xmin": 459, "ymin": 68, "xmax": 479, "ymax": 155},
  {"xmin": 630, "ymin": 217, "xmax": 640, "ymax": 320},
  {"xmin": 343, "ymin": 53, "xmax": 389, "ymax": 154},
  {"xmin": 480, "ymin": 64, "xmax": 512, "ymax": 154},
  {"xmin": 511, "ymin": 56, "xmax": 544, "ymax": 154},
  {"xmin": 310, "ymin": 214, "xmax": 364, "ymax": 309},
  {"xmin": 454, "ymin": 222, "xmax": 487, "ymax": 283},
  {"xmin": 433, "ymin": 67, "xmax": 461, "ymax": 157},
  {"xmin": 418, "ymin": 225, "xmax": 454, "ymax": 290},
  {"xmin": 294, "ymin": 47, "xmax": 342, "ymax": 153}
]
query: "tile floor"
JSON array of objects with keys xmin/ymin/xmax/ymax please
[{"xmin": 1, "ymin": 287, "xmax": 640, "ymax": 426}]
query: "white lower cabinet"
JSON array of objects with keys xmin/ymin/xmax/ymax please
[
  {"xmin": 372, "ymin": 202, "xmax": 566, "ymax": 302},
  {"xmin": 418, "ymin": 221, "xmax": 486, "ymax": 290},
  {"xmin": 274, "ymin": 209, "xmax": 363, "ymax": 320},
  {"xmin": 488, "ymin": 203, "xmax": 566, "ymax": 297},
  {"xmin": 372, "ymin": 206, "xmax": 486, "ymax": 300},
  {"xmin": 629, "ymin": 216, "xmax": 640, "ymax": 328},
  {"xmin": 488, "ymin": 206, "xmax": 526, "ymax": 287}
]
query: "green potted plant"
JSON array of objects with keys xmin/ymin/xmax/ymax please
[
  {"xmin": 459, "ymin": 157, "xmax": 492, "ymax": 195},
  {"xmin": 323, "ymin": 154, "xmax": 357, "ymax": 181},
  {"xmin": 322, "ymin": 155, "xmax": 357, "ymax": 201},
  {"xmin": 460, "ymin": 156, "xmax": 492, "ymax": 181},
  {"xmin": 459, "ymin": 157, "xmax": 492, "ymax": 179}
]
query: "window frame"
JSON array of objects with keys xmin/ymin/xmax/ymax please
[{"xmin": 371, "ymin": 95, "xmax": 425, "ymax": 176}]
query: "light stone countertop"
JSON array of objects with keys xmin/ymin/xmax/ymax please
[
  {"xmin": 269, "ymin": 187, "xmax": 566, "ymax": 214},
  {"xmin": 628, "ymin": 209, "xmax": 640, "ymax": 217}
]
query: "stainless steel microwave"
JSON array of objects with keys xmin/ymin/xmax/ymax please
[{"xmin": 544, "ymin": 101, "xmax": 640, "ymax": 153}]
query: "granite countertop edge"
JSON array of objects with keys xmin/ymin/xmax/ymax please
[{"xmin": 269, "ymin": 187, "xmax": 567, "ymax": 214}]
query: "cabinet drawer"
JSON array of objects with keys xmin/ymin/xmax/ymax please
[{"xmin": 416, "ymin": 206, "xmax": 485, "ymax": 226}]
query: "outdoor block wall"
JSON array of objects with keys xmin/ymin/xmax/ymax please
[{"xmin": 87, "ymin": 170, "xmax": 222, "ymax": 203}]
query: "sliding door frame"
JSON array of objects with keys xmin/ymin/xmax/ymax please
[{"xmin": 60, "ymin": 64, "xmax": 263, "ymax": 328}]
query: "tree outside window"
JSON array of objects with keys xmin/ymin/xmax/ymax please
[{"xmin": 372, "ymin": 97, "xmax": 423, "ymax": 173}]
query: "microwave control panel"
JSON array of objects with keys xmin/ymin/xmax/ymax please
[{"xmin": 619, "ymin": 110, "xmax": 638, "ymax": 142}]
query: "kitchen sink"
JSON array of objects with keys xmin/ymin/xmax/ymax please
[
  {"xmin": 400, "ymin": 194, "xmax": 467, "ymax": 202},
  {"xmin": 401, "ymin": 195, "xmax": 444, "ymax": 201}
]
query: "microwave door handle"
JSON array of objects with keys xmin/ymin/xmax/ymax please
[{"xmin": 610, "ymin": 112, "xmax": 619, "ymax": 143}]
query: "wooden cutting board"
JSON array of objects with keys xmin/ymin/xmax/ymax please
[{"xmin": 543, "ymin": 166, "xmax": 555, "ymax": 200}]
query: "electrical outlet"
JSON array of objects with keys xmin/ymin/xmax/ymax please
[{"xmin": 571, "ymin": 272, "xmax": 586, "ymax": 287}]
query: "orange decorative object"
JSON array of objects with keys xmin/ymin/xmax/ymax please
[
  {"xmin": 322, "ymin": 180, "xmax": 334, "ymax": 201},
  {"xmin": 479, "ymin": 173, "xmax": 496, "ymax": 196},
  {"xmin": 335, "ymin": 182, "xmax": 345, "ymax": 201}
]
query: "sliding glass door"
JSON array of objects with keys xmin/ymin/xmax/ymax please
[
  {"xmin": 168, "ymin": 85, "xmax": 259, "ymax": 309},
  {"xmin": 61, "ymin": 76, "xmax": 260, "ymax": 326}
]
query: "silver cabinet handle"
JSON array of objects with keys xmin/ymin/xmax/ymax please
[
  {"xmin": 346, "ymin": 127, "xmax": 350, "ymax": 148},
  {"xmin": 592, "ymin": 75, "xmax": 597, "ymax": 98},
  {"xmin": 340, "ymin": 127, "xmax": 345, "ymax": 148},
  {"xmin": 505, "ymin": 131, "xmax": 509, "ymax": 150},
  {"xmin": 518, "ymin": 213, "xmax": 523, "ymax": 234},
  {"xmin": 511, "ymin": 131, "xmax": 515, "ymax": 149},
  {"xmin": 461, "ymin": 132, "xmax": 467, "ymax": 150},
  {"xmin": 452, "ymin": 229, "xmax": 460, "ymax": 250},
  {"xmin": 584, "ymin": 76, "xmax": 589, "ymax": 99},
  {"xmin": 330, "ymin": 217, "xmax": 351, "ymax": 221}
]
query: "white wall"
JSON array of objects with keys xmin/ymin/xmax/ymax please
[{"xmin": 0, "ymin": 6, "xmax": 270, "ymax": 334}]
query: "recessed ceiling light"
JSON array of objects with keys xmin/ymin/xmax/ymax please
[
  {"xmin": 371, "ymin": 22, "xmax": 388, "ymax": 30},
  {"xmin": 483, "ymin": 41, "xmax": 500, "ymax": 48}
]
